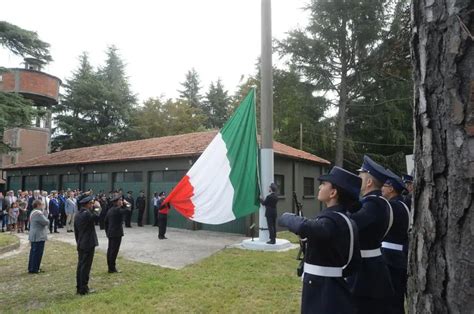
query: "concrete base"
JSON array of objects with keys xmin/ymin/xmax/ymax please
[{"xmin": 240, "ymin": 238, "xmax": 294, "ymax": 251}]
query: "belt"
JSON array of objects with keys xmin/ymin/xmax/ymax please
[
  {"xmin": 382, "ymin": 241, "xmax": 403, "ymax": 251},
  {"xmin": 360, "ymin": 248, "xmax": 382, "ymax": 258},
  {"xmin": 304, "ymin": 263, "xmax": 343, "ymax": 277}
]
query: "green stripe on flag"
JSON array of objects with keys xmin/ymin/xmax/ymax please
[{"xmin": 220, "ymin": 88, "xmax": 260, "ymax": 218}]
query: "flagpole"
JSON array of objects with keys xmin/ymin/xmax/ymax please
[
  {"xmin": 241, "ymin": 0, "xmax": 290, "ymax": 251},
  {"xmin": 259, "ymin": 0, "xmax": 273, "ymax": 243}
]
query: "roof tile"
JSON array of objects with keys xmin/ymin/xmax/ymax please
[{"xmin": 4, "ymin": 131, "xmax": 330, "ymax": 170}]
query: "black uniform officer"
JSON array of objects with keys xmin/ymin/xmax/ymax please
[
  {"xmin": 382, "ymin": 169, "xmax": 411, "ymax": 314},
  {"xmin": 136, "ymin": 191, "xmax": 146, "ymax": 227},
  {"xmin": 74, "ymin": 194, "xmax": 100, "ymax": 295},
  {"xmin": 104, "ymin": 195, "xmax": 129, "ymax": 273},
  {"xmin": 347, "ymin": 155, "xmax": 394, "ymax": 314},
  {"xmin": 279, "ymin": 166, "xmax": 362, "ymax": 314},
  {"xmin": 124, "ymin": 191, "xmax": 134, "ymax": 228},
  {"xmin": 260, "ymin": 183, "xmax": 279, "ymax": 244}
]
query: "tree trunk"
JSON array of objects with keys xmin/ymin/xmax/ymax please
[
  {"xmin": 335, "ymin": 17, "xmax": 348, "ymax": 167},
  {"xmin": 409, "ymin": 1, "xmax": 473, "ymax": 313}
]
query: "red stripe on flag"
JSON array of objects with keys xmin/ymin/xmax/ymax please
[{"xmin": 163, "ymin": 175, "xmax": 195, "ymax": 218}]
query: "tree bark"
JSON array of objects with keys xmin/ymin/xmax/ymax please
[{"xmin": 409, "ymin": 1, "xmax": 473, "ymax": 313}]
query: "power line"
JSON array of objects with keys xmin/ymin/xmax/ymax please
[{"xmin": 303, "ymin": 129, "xmax": 413, "ymax": 147}]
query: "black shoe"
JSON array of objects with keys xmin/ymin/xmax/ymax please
[
  {"xmin": 108, "ymin": 269, "xmax": 121, "ymax": 273},
  {"xmin": 266, "ymin": 240, "xmax": 276, "ymax": 244},
  {"xmin": 54, "ymin": 231, "xmax": 59, "ymax": 233}
]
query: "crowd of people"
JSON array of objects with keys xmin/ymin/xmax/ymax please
[
  {"xmin": 279, "ymin": 155, "xmax": 414, "ymax": 314},
  {"xmin": 0, "ymin": 188, "xmax": 170, "ymax": 294}
]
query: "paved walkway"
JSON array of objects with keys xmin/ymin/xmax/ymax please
[{"xmin": 13, "ymin": 224, "xmax": 246, "ymax": 269}]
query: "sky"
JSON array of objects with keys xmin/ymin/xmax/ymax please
[{"xmin": 0, "ymin": 0, "xmax": 309, "ymax": 102}]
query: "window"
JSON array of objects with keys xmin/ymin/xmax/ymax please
[
  {"xmin": 274, "ymin": 174, "xmax": 285, "ymax": 196},
  {"xmin": 115, "ymin": 172, "xmax": 143, "ymax": 183},
  {"xmin": 151, "ymin": 170, "xmax": 187, "ymax": 183},
  {"xmin": 24, "ymin": 176, "xmax": 38, "ymax": 185},
  {"xmin": 150, "ymin": 171, "xmax": 163, "ymax": 182},
  {"xmin": 85, "ymin": 173, "xmax": 108, "ymax": 183},
  {"xmin": 62, "ymin": 174, "xmax": 79, "ymax": 183},
  {"xmin": 304, "ymin": 177, "xmax": 315, "ymax": 197},
  {"xmin": 42, "ymin": 175, "xmax": 56, "ymax": 184},
  {"xmin": 8, "ymin": 176, "xmax": 21, "ymax": 186}
]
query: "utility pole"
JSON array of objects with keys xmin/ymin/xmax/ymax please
[{"xmin": 299, "ymin": 123, "xmax": 303, "ymax": 150}]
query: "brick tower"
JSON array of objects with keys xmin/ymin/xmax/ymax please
[{"xmin": 0, "ymin": 58, "xmax": 61, "ymax": 173}]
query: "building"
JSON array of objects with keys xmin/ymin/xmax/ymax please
[
  {"xmin": 0, "ymin": 58, "xmax": 61, "ymax": 189},
  {"xmin": 4, "ymin": 131, "xmax": 330, "ymax": 234}
]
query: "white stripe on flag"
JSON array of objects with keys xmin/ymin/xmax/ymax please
[{"xmin": 189, "ymin": 133, "xmax": 235, "ymax": 224}]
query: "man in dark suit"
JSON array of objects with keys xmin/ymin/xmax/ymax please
[
  {"xmin": 104, "ymin": 195, "xmax": 129, "ymax": 273},
  {"xmin": 135, "ymin": 191, "xmax": 146, "ymax": 227},
  {"xmin": 124, "ymin": 191, "xmax": 134, "ymax": 228},
  {"xmin": 260, "ymin": 183, "xmax": 279, "ymax": 244},
  {"xmin": 74, "ymin": 194, "xmax": 100, "ymax": 295}
]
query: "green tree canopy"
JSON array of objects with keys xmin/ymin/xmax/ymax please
[
  {"xmin": 0, "ymin": 21, "xmax": 52, "ymax": 64},
  {"xmin": 129, "ymin": 97, "xmax": 206, "ymax": 139},
  {"xmin": 202, "ymin": 79, "xmax": 231, "ymax": 129},
  {"xmin": 53, "ymin": 47, "xmax": 137, "ymax": 150},
  {"xmin": 178, "ymin": 68, "xmax": 202, "ymax": 109}
]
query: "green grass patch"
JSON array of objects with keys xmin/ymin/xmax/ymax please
[
  {"xmin": 0, "ymin": 238, "xmax": 302, "ymax": 313},
  {"xmin": 0, "ymin": 233, "xmax": 19, "ymax": 249}
]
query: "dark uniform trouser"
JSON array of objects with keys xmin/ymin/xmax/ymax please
[
  {"xmin": 76, "ymin": 248, "xmax": 95, "ymax": 293},
  {"xmin": 266, "ymin": 215, "xmax": 277, "ymax": 241},
  {"xmin": 107, "ymin": 237, "xmax": 122, "ymax": 271},
  {"xmin": 49, "ymin": 214, "xmax": 59, "ymax": 232},
  {"xmin": 158, "ymin": 213, "xmax": 167, "ymax": 238},
  {"xmin": 137, "ymin": 208, "xmax": 145, "ymax": 226},
  {"xmin": 354, "ymin": 296, "xmax": 387, "ymax": 314},
  {"xmin": 125, "ymin": 209, "xmax": 133, "ymax": 227},
  {"xmin": 28, "ymin": 241, "xmax": 45, "ymax": 272},
  {"xmin": 387, "ymin": 265, "xmax": 407, "ymax": 314},
  {"xmin": 153, "ymin": 207, "xmax": 158, "ymax": 226}
]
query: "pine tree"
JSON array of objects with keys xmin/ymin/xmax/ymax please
[
  {"xmin": 202, "ymin": 79, "xmax": 231, "ymax": 129},
  {"xmin": 178, "ymin": 68, "xmax": 202, "ymax": 109},
  {"xmin": 278, "ymin": 0, "xmax": 390, "ymax": 166},
  {"xmin": 52, "ymin": 52, "xmax": 105, "ymax": 150},
  {"xmin": 53, "ymin": 47, "xmax": 137, "ymax": 150},
  {"xmin": 98, "ymin": 46, "xmax": 137, "ymax": 141}
]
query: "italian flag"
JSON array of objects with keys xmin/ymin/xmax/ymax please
[{"xmin": 164, "ymin": 89, "xmax": 260, "ymax": 224}]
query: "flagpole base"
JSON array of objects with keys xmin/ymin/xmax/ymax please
[{"xmin": 240, "ymin": 238, "xmax": 294, "ymax": 251}]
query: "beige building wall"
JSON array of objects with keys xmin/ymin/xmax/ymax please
[{"xmin": 1, "ymin": 127, "xmax": 50, "ymax": 170}]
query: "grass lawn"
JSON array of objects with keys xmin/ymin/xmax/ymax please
[
  {"xmin": 0, "ymin": 232, "xmax": 302, "ymax": 313},
  {"xmin": 0, "ymin": 233, "xmax": 19, "ymax": 249}
]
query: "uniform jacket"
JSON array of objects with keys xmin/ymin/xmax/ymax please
[
  {"xmin": 136, "ymin": 196, "xmax": 146, "ymax": 211},
  {"xmin": 74, "ymin": 207, "xmax": 99, "ymax": 250},
  {"xmin": 382, "ymin": 195, "xmax": 410, "ymax": 270},
  {"xmin": 28, "ymin": 209, "xmax": 49, "ymax": 242},
  {"xmin": 279, "ymin": 206, "xmax": 361, "ymax": 314},
  {"xmin": 125, "ymin": 196, "xmax": 134, "ymax": 211},
  {"xmin": 49, "ymin": 198, "xmax": 60, "ymax": 216},
  {"xmin": 104, "ymin": 206, "xmax": 127, "ymax": 238},
  {"xmin": 261, "ymin": 192, "xmax": 278, "ymax": 218},
  {"xmin": 347, "ymin": 190, "xmax": 394, "ymax": 298}
]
